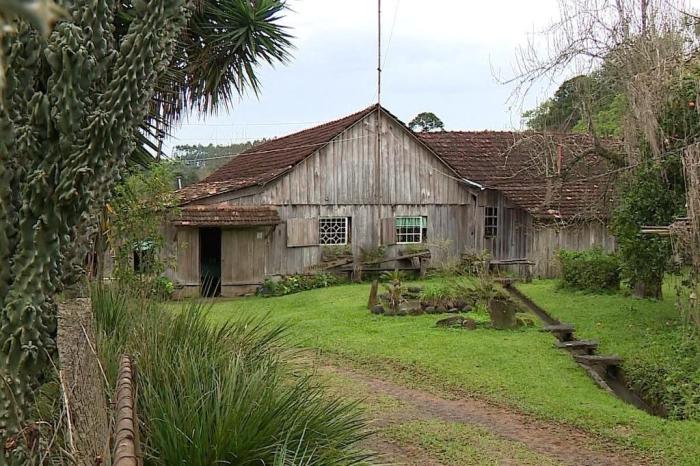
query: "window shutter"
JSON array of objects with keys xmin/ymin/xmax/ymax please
[
  {"xmin": 287, "ymin": 218, "xmax": 320, "ymax": 247},
  {"xmin": 380, "ymin": 217, "xmax": 396, "ymax": 245}
]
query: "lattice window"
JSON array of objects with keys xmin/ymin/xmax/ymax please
[
  {"xmin": 396, "ymin": 216, "xmax": 426, "ymax": 244},
  {"xmin": 319, "ymin": 217, "xmax": 349, "ymax": 245},
  {"xmin": 485, "ymin": 207, "xmax": 498, "ymax": 238}
]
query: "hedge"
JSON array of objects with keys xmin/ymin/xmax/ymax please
[{"xmin": 558, "ymin": 248, "xmax": 621, "ymax": 292}]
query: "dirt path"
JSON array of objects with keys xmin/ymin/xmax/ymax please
[{"xmin": 320, "ymin": 364, "xmax": 649, "ymax": 466}]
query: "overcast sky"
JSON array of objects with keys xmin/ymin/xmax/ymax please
[{"xmin": 166, "ymin": 0, "xmax": 566, "ymax": 152}]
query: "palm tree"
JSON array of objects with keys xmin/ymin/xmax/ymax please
[{"xmin": 125, "ymin": 0, "xmax": 293, "ymax": 164}]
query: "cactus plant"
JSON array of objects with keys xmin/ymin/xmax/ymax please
[{"xmin": 0, "ymin": 0, "xmax": 190, "ymax": 461}]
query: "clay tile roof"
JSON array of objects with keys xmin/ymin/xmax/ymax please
[
  {"xmin": 178, "ymin": 105, "xmax": 377, "ymax": 204},
  {"xmin": 173, "ymin": 204, "xmax": 280, "ymax": 227},
  {"xmin": 419, "ymin": 131, "xmax": 618, "ymax": 219}
]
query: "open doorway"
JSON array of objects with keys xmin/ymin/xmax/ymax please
[{"xmin": 199, "ymin": 227, "xmax": 221, "ymax": 297}]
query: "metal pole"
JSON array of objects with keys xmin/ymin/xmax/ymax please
[
  {"xmin": 376, "ymin": 0, "xmax": 382, "ymax": 201},
  {"xmin": 377, "ymin": 0, "xmax": 381, "ymax": 109}
]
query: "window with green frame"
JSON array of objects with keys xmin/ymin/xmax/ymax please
[{"xmin": 396, "ymin": 216, "xmax": 427, "ymax": 244}]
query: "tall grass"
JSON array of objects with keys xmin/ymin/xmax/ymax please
[{"xmin": 92, "ymin": 285, "xmax": 372, "ymax": 465}]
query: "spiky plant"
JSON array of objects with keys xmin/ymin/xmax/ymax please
[
  {"xmin": 91, "ymin": 286, "xmax": 373, "ymax": 465},
  {"xmin": 0, "ymin": 0, "xmax": 191, "ymax": 460}
]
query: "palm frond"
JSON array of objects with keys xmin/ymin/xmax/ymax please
[
  {"xmin": 118, "ymin": 0, "xmax": 293, "ymax": 163},
  {"xmin": 159, "ymin": 0, "xmax": 293, "ymax": 123}
]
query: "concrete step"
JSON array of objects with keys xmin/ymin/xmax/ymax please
[
  {"xmin": 574, "ymin": 354, "xmax": 623, "ymax": 366},
  {"xmin": 541, "ymin": 323, "xmax": 575, "ymax": 333},
  {"xmin": 555, "ymin": 340, "xmax": 599, "ymax": 351},
  {"xmin": 494, "ymin": 277, "xmax": 516, "ymax": 287}
]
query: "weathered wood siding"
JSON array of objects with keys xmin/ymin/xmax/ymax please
[
  {"xmin": 530, "ymin": 221, "xmax": 616, "ymax": 277},
  {"xmin": 254, "ymin": 204, "xmax": 474, "ymax": 275},
  {"xmin": 221, "ymin": 228, "xmax": 266, "ymax": 286},
  {"xmin": 172, "ymin": 108, "xmax": 609, "ymax": 282},
  {"xmin": 201, "ymin": 110, "xmax": 473, "ymax": 207},
  {"xmin": 173, "ymin": 227, "xmax": 199, "ymax": 296},
  {"xmin": 476, "ymin": 189, "xmax": 531, "ymax": 261},
  {"xmin": 203, "ymin": 109, "xmax": 478, "ymax": 275}
]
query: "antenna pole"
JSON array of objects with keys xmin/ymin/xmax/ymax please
[
  {"xmin": 376, "ymin": 0, "xmax": 382, "ymax": 201},
  {"xmin": 377, "ymin": 0, "xmax": 381, "ymax": 107}
]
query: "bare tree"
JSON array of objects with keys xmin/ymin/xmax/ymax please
[{"xmin": 511, "ymin": 0, "xmax": 698, "ymax": 163}]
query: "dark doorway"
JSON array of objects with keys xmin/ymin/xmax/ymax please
[{"xmin": 200, "ymin": 227, "xmax": 221, "ymax": 297}]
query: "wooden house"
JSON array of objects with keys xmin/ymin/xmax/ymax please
[{"xmin": 171, "ymin": 105, "xmax": 616, "ymax": 297}]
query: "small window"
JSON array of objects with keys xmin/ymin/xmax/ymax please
[
  {"xmin": 319, "ymin": 217, "xmax": 350, "ymax": 245},
  {"xmin": 485, "ymin": 207, "xmax": 498, "ymax": 238},
  {"xmin": 396, "ymin": 216, "xmax": 426, "ymax": 244}
]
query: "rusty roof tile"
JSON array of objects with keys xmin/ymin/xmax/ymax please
[
  {"xmin": 174, "ymin": 204, "xmax": 281, "ymax": 227},
  {"xmin": 178, "ymin": 106, "xmax": 376, "ymax": 204},
  {"xmin": 419, "ymin": 131, "xmax": 618, "ymax": 219}
]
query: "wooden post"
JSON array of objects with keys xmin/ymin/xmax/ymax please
[
  {"xmin": 57, "ymin": 298, "xmax": 111, "ymax": 465},
  {"xmin": 367, "ymin": 279, "xmax": 379, "ymax": 309},
  {"xmin": 352, "ymin": 262, "xmax": 363, "ymax": 283}
]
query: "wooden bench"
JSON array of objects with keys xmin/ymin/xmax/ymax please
[
  {"xmin": 328, "ymin": 251, "xmax": 432, "ymax": 280},
  {"xmin": 488, "ymin": 258, "xmax": 535, "ymax": 281}
]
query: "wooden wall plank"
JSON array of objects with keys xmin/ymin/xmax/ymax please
[{"xmin": 174, "ymin": 227, "xmax": 199, "ymax": 286}]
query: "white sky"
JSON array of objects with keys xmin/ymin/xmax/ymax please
[{"xmin": 165, "ymin": 0, "xmax": 566, "ymax": 152}]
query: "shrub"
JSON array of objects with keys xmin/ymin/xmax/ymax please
[
  {"xmin": 260, "ymin": 272, "xmax": 342, "ymax": 297},
  {"xmin": 92, "ymin": 285, "xmax": 372, "ymax": 464},
  {"xmin": 402, "ymin": 243, "xmax": 430, "ymax": 255},
  {"xmin": 611, "ymin": 157, "xmax": 685, "ymax": 298},
  {"xmin": 359, "ymin": 246, "xmax": 386, "ymax": 263},
  {"xmin": 420, "ymin": 278, "xmax": 481, "ymax": 308},
  {"xmin": 151, "ymin": 276, "xmax": 174, "ymax": 300},
  {"xmin": 428, "ymin": 259, "xmax": 467, "ymax": 278},
  {"xmin": 558, "ymin": 248, "xmax": 621, "ymax": 292}
]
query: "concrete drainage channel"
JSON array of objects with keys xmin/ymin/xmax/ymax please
[{"xmin": 499, "ymin": 280, "xmax": 661, "ymax": 417}]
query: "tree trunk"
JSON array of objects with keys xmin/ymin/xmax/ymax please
[
  {"xmin": 632, "ymin": 279, "xmax": 662, "ymax": 299},
  {"xmin": 367, "ymin": 280, "xmax": 379, "ymax": 309}
]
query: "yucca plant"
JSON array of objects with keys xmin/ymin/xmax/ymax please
[{"xmin": 92, "ymin": 286, "xmax": 373, "ymax": 465}]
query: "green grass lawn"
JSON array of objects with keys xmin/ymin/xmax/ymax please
[
  {"xmin": 518, "ymin": 279, "xmax": 689, "ymax": 372},
  {"xmin": 201, "ymin": 281, "xmax": 700, "ymax": 464},
  {"xmin": 519, "ymin": 279, "xmax": 700, "ymax": 419}
]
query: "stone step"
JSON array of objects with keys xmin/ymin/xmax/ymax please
[
  {"xmin": 541, "ymin": 323, "xmax": 575, "ymax": 333},
  {"xmin": 494, "ymin": 277, "xmax": 516, "ymax": 287},
  {"xmin": 555, "ymin": 340, "xmax": 598, "ymax": 350},
  {"xmin": 574, "ymin": 354, "xmax": 623, "ymax": 366}
]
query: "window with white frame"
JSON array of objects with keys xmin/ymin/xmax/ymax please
[
  {"xmin": 396, "ymin": 216, "xmax": 427, "ymax": 244},
  {"xmin": 319, "ymin": 217, "xmax": 350, "ymax": 245},
  {"xmin": 484, "ymin": 207, "xmax": 498, "ymax": 238}
]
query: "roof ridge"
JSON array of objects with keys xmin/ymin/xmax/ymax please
[
  {"xmin": 229, "ymin": 104, "xmax": 376, "ymax": 159},
  {"xmin": 418, "ymin": 130, "xmax": 602, "ymax": 137}
]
